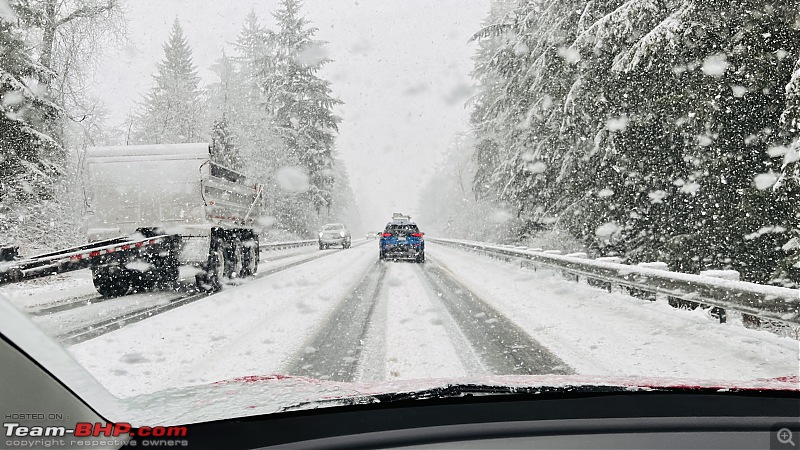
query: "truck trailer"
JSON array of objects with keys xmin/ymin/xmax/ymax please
[{"xmin": 82, "ymin": 143, "xmax": 263, "ymax": 296}]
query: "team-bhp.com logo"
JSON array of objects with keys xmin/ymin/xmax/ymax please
[{"xmin": 5, "ymin": 422, "xmax": 188, "ymax": 447}]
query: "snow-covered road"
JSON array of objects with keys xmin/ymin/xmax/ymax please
[
  {"xmin": 74, "ymin": 244, "xmax": 577, "ymax": 399},
  {"xmin": 7, "ymin": 241, "xmax": 798, "ymax": 399},
  {"xmin": 0, "ymin": 242, "xmax": 345, "ymax": 341}
]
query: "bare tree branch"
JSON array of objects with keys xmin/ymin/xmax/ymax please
[{"xmin": 56, "ymin": 0, "xmax": 115, "ymax": 26}]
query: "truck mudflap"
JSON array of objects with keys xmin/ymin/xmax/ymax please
[{"xmin": 0, "ymin": 235, "xmax": 178, "ymax": 287}]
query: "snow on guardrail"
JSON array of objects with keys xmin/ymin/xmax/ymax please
[
  {"xmin": 428, "ymin": 237, "xmax": 800, "ymax": 326},
  {"xmin": 259, "ymin": 239, "xmax": 317, "ymax": 251}
]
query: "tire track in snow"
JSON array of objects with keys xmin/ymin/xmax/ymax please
[
  {"xmin": 28, "ymin": 293, "xmax": 107, "ymax": 316},
  {"xmin": 354, "ymin": 267, "xmax": 390, "ymax": 382},
  {"xmin": 48, "ymin": 245, "xmax": 357, "ymax": 345},
  {"xmin": 284, "ymin": 259, "xmax": 387, "ymax": 382},
  {"xmin": 55, "ymin": 290, "xmax": 208, "ymax": 345},
  {"xmin": 68, "ymin": 243, "xmax": 378, "ymax": 397},
  {"xmin": 360, "ymin": 262, "xmax": 474, "ymax": 381},
  {"xmin": 416, "ymin": 257, "xmax": 574, "ymax": 376}
]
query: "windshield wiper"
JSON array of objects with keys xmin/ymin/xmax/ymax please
[
  {"xmin": 278, "ymin": 383, "xmax": 635, "ymax": 412},
  {"xmin": 370, "ymin": 383, "xmax": 634, "ymax": 403}
]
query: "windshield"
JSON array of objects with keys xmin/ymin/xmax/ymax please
[{"xmin": 0, "ymin": 0, "xmax": 798, "ymax": 432}]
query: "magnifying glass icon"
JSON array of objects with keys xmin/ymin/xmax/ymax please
[{"xmin": 778, "ymin": 428, "xmax": 796, "ymax": 446}]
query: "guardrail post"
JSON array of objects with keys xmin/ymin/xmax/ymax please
[
  {"xmin": 564, "ymin": 252, "xmax": 588, "ymax": 282},
  {"xmin": 590, "ymin": 257, "xmax": 622, "ymax": 292},
  {"xmin": 698, "ymin": 270, "xmax": 739, "ymax": 324},
  {"xmin": 668, "ymin": 297, "xmax": 700, "ymax": 311},
  {"xmin": 629, "ymin": 262, "xmax": 669, "ymax": 301},
  {"xmin": 1, "ymin": 244, "xmax": 19, "ymax": 262},
  {"xmin": 741, "ymin": 313, "xmax": 761, "ymax": 329}
]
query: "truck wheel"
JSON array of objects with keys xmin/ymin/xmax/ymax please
[
  {"xmin": 131, "ymin": 270, "xmax": 158, "ymax": 292},
  {"xmin": 157, "ymin": 259, "xmax": 180, "ymax": 290},
  {"xmin": 225, "ymin": 240, "xmax": 244, "ymax": 280},
  {"xmin": 131, "ymin": 257, "xmax": 179, "ymax": 292},
  {"xmin": 197, "ymin": 242, "xmax": 224, "ymax": 292},
  {"xmin": 242, "ymin": 242, "xmax": 258, "ymax": 276},
  {"xmin": 92, "ymin": 265, "xmax": 132, "ymax": 297},
  {"xmin": 253, "ymin": 245, "xmax": 260, "ymax": 274}
]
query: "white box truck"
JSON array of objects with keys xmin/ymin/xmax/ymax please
[{"xmin": 84, "ymin": 143, "xmax": 262, "ymax": 295}]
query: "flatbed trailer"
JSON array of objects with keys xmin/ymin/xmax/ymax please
[
  {"xmin": 1, "ymin": 143, "xmax": 265, "ymax": 297},
  {"xmin": 0, "ymin": 235, "xmax": 177, "ymax": 287}
]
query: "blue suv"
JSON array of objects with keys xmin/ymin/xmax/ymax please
[{"xmin": 379, "ymin": 219, "xmax": 425, "ymax": 263}]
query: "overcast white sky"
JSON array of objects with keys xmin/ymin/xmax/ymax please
[{"xmin": 95, "ymin": 0, "xmax": 491, "ymax": 230}]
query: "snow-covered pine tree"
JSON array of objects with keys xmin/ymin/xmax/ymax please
[
  {"xmin": 133, "ymin": 18, "xmax": 203, "ymax": 144},
  {"xmin": 0, "ymin": 11, "xmax": 63, "ymax": 246},
  {"xmin": 578, "ymin": 0, "xmax": 800, "ymax": 282},
  {"xmin": 321, "ymin": 158, "xmax": 360, "ymax": 232},
  {"xmin": 779, "ymin": 54, "xmax": 800, "ymax": 187},
  {"xmin": 207, "ymin": 52, "xmax": 244, "ymax": 171},
  {"xmin": 227, "ymin": 13, "xmax": 286, "ymax": 183},
  {"xmin": 234, "ymin": 10, "xmax": 269, "ymax": 74},
  {"xmin": 210, "ymin": 115, "xmax": 239, "ymax": 170},
  {"xmin": 470, "ymin": 0, "xmax": 594, "ymax": 239},
  {"xmin": 468, "ymin": 0, "xmax": 800, "ymax": 284},
  {"xmin": 772, "ymin": 54, "xmax": 800, "ymax": 286},
  {"xmin": 7, "ymin": 0, "xmax": 125, "ymax": 252},
  {"xmin": 469, "ymin": 0, "xmax": 517, "ymax": 204},
  {"xmin": 257, "ymin": 0, "xmax": 342, "ymax": 214}
]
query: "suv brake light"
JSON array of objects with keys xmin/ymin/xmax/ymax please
[
  {"xmin": 382, "ymin": 233, "xmax": 392, "ymax": 237},
  {"xmin": 411, "ymin": 233, "xmax": 423, "ymax": 237}
]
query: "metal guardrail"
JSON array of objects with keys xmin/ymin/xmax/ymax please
[
  {"xmin": 428, "ymin": 237, "xmax": 800, "ymax": 326},
  {"xmin": 260, "ymin": 239, "xmax": 317, "ymax": 251}
]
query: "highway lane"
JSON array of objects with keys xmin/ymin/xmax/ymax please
[{"xmin": 52, "ymin": 240, "xmax": 799, "ymax": 399}]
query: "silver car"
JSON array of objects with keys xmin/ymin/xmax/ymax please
[{"xmin": 318, "ymin": 223, "xmax": 351, "ymax": 249}]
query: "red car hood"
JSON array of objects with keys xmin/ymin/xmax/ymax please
[{"xmin": 120, "ymin": 373, "xmax": 800, "ymax": 426}]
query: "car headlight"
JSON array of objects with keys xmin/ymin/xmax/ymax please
[{"xmin": 339, "ymin": 231, "xmax": 345, "ymax": 237}]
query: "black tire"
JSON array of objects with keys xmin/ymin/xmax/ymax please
[
  {"xmin": 251, "ymin": 243, "xmax": 260, "ymax": 275},
  {"xmin": 226, "ymin": 240, "xmax": 244, "ymax": 280},
  {"xmin": 130, "ymin": 270, "xmax": 158, "ymax": 292},
  {"xmin": 156, "ymin": 236, "xmax": 181, "ymax": 289},
  {"xmin": 158, "ymin": 260, "xmax": 180, "ymax": 289},
  {"xmin": 241, "ymin": 240, "xmax": 258, "ymax": 277},
  {"xmin": 92, "ymin": 265, "xmax": 132, "ymax": 297},
  {"xmin": 197, "ymin": 241, "xmax": 225, "ymax": 292},
  {"xmin": 416, "ymin": 251, "xmax": 425, "ymax": 263}
]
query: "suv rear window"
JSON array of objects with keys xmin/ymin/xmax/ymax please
[{"xmin": 386, "ymin": 224, "xmax": 420, "ymax": 234}]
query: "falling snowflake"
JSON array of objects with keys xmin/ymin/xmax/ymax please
[
  {"xmin": 753, "ymin": 172, "xmax": 777, "ymax": 190},
  {"xmin": 701, "ymin": 53, "xmax": 729, "ymax": 77}
]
